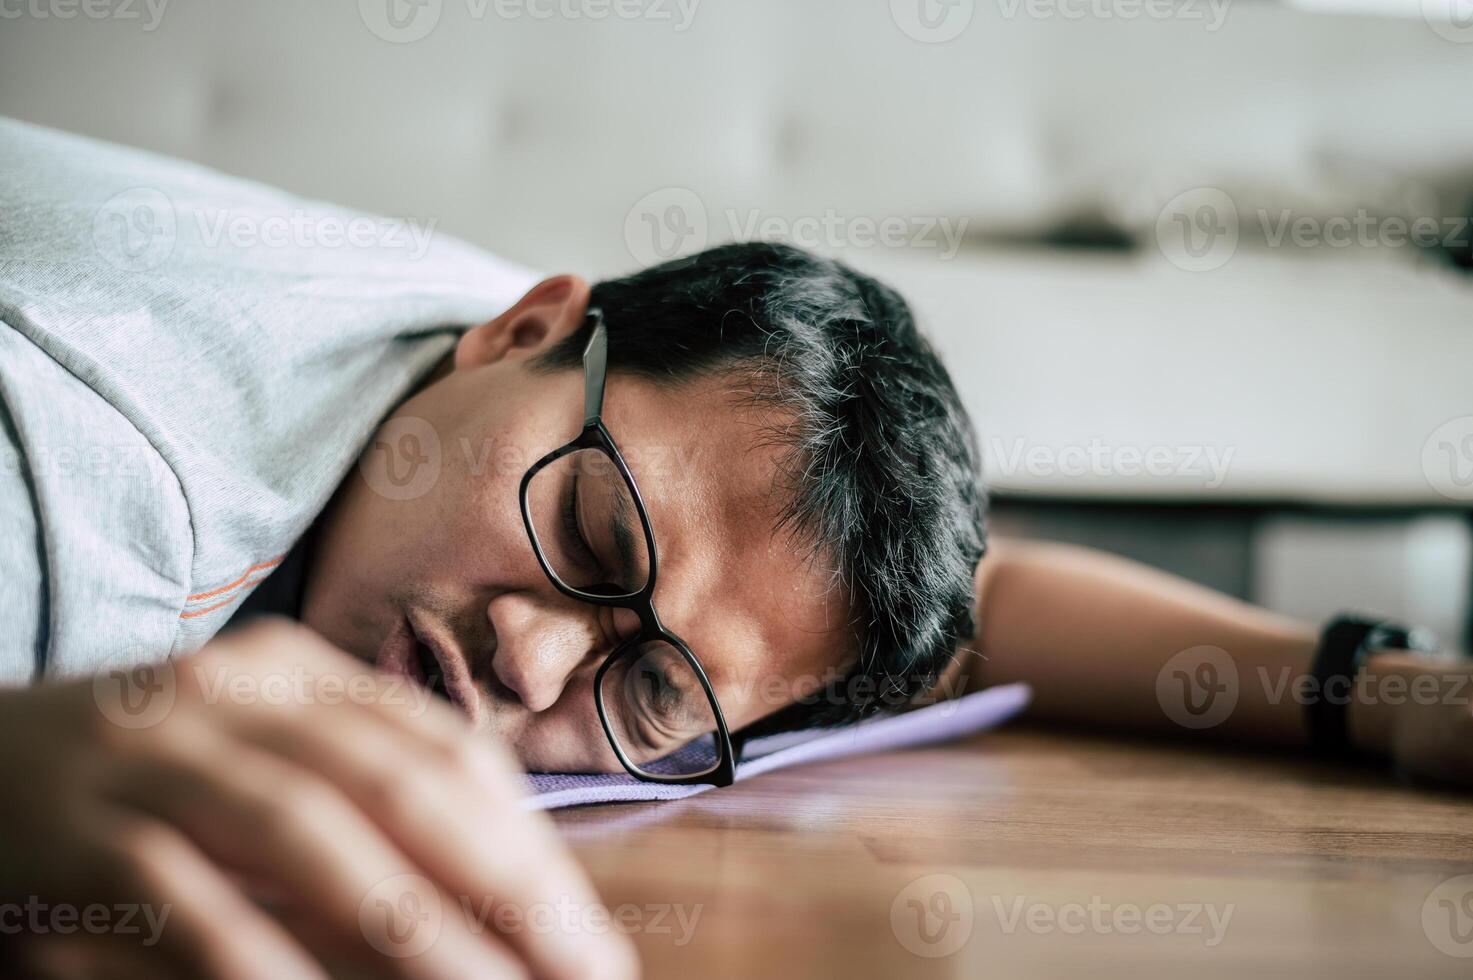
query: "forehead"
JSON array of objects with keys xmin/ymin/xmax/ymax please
[{"xmin": 598, "ymin": 371, "xmax": 853, "ymax": 712}]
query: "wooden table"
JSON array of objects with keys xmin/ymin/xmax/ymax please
[{"xmin": 554, "ymin": 728, "xmax": 1473, "ymax": 979}]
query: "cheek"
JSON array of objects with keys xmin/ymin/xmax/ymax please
[
  {"xmin": 437, "ymin": 399, "xmax": 571, "ymax": 550},
  {"xmin": 502, "ymin": 688, "xmax": 628, "ymax": 774},
  {"xmin": 428, "ymin": 450, "xmax": 537, "ymax": 581}
]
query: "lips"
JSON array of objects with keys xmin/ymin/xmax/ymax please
[
  {"xmin": 375, "ymin": 617, "xmax": 453, "ymax": 705},
  {"xmin": 406, "ymin": 613, "xmax": 482, "ymax": 725},
  {"xmin": 375, "ymin": 617, "xmax": 428, "ymax": 687}
]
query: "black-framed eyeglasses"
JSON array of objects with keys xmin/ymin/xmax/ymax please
[{"xmin": 518, "ymin": 309, "xmax": 740, "ymax": 786}]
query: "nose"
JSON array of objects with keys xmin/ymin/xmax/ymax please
[{"xmin": 485, "ymin": 592, "xmax": 601, "ymax": 712}]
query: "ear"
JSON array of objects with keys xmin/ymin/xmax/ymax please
[{"xmin": 453, "ymin": 274, "xmax": 590, "ymax": 372}]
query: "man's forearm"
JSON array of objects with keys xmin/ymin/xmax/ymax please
[{"xmin": 970, "ymin": 538, "xmax": 1319, "ymax": 747}]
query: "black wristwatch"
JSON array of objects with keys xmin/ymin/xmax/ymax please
[{"xmin": 1305, "ymin": 614, "xmax": 1435, "ymax": 757}]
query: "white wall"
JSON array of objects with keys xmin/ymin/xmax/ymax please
[{"xmin": 3, "ymin": 0, "xmax": 1472, "ymax": 506}]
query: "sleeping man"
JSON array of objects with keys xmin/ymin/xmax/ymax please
[{"xmin": 2, "ymin": 118, "xmax": 1471, "ymax": 979}]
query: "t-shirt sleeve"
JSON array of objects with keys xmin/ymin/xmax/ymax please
[{"xmin": 0, "ymin": 375, "xmax": 47, "ymax": 685}]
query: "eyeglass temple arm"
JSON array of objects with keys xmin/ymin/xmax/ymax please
[{"xmin": 582, "ymin": 309, "xmax": 608, "ymax": 425}]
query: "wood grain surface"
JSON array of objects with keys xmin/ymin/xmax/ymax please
[{"xmin": 554, "ymin": 728, "xmax": 1473, "ymax": 979}]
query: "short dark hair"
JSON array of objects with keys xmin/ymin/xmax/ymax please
[{"xmin": 533, "ymin": 242, "xmax": 986, "ymax": 731}]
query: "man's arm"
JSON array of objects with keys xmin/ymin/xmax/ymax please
[{"xmin": 966, "ymin": 538, "xmax": 1473, "ymax": 783}]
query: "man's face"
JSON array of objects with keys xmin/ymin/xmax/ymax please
[{"xmin": 301, "ymin": 277, "xmax": 852, "ymax": 773}]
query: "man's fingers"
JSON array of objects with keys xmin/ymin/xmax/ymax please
[
  {"xmin": 102, "ymin": 734, "xmax": 528, "ymax": 980},
  {"xmin": 201, "ymin": 619, "xmax": 475, "ymax": 760},
  {"xmin": 205, "ymin": 619, "xmax": 635, "ymax": 978},
  {"xmin": 17, "ymin": 931, "xmax": 188, "ymax": 980},
  {"xmin": 196, "ymin": 619, "xmax": 517, "ymax": 804},
  {"xmin": 235, "ymin": 697, "xmax": 637, "ymax": 980},
  {"xmin": 167, "ymin": 620, "xmax": 635, "ymax": 978},
  {"xmin": 89, "ymin": 808, "xmax": 328, "ymax": 980}
]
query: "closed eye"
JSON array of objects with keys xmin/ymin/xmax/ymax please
[{"xmin": 560, "ymin": 473, "xmax": 602, "ymax": 577}]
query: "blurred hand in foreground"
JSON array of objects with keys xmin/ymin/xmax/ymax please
[{"xmin": 0, "ymin": 618, "xmax": 639, "ymax": 980}]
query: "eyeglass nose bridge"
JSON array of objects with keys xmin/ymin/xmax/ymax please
[
  {"xmin": 568, "ymin": 576, "xmax": 663, "ymax": 633},
  {"xmin": 614, "ymin": 579, "xmax": 666, "ymax": 636}
]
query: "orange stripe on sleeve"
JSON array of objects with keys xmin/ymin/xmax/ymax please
[
  {"xmin": 179, "ymin": 575, "xmax": 273, "ymax": 619},
  {"xmin": 185, "ymin": 555, "xmax": 286, "ymax": 603}
]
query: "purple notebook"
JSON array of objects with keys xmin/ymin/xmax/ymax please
[{"xmin": 521, "ymin": 683, "xmax": 1032, "ymax": 810}]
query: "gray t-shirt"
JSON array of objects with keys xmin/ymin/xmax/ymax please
[{"xmin": 0, "ymin": 118, "xmax": 536, "ymax": 684}]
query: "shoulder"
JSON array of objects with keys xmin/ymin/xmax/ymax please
[{"xmin": 0, "ymin": 319, "xmax": 193, "ymax": 683}]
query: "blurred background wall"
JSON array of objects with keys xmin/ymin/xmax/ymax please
[{"xmin": 2, "ymin": 0, "xmax": 1470, "ymax": 646}]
